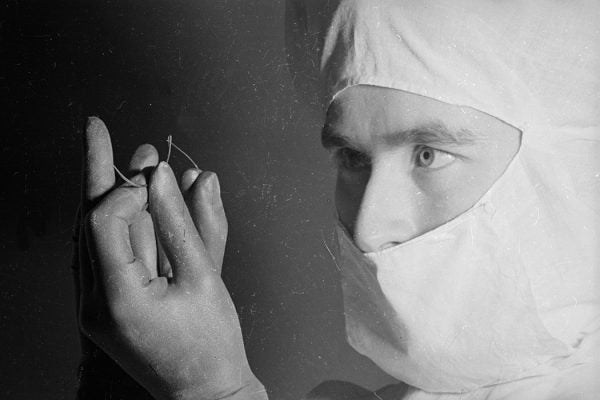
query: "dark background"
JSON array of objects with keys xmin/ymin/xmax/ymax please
[{"xmin": 1, "ymin": 1, "xmax": 393, "ymax": 398}]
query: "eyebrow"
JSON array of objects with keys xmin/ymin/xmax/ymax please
[{"xmin": 321, "ymin": 122, "xmax": 479, "ymax": 149}]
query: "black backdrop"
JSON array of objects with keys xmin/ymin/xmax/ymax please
[{"xmin": 1, "ymin": 1, "xmax": 393, "ymax": 399}]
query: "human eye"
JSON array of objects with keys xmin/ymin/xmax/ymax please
[
  {"xmin": 331, "ymin": 147, "xmax": 371, "ymax": 171},
  {"xmin": 414, "ymin": 146, "xmax": 456, "ymax": 169}
]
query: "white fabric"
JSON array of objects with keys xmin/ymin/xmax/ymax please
[
  {"xmin": 286, "ymin": 0, "xmax": 600, "ymax": 398},
  {"xmin": 335, "ymin": 148, "xmax": 600, "ymax": 393}
]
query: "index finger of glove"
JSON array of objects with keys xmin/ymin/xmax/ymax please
[
  {"xmin": 85, "ymin": 183, "xmax": 149, "ymax": 300},
  {"xmin": 82, "ymin": 117, "xmax": 115, "ymax": 214}
]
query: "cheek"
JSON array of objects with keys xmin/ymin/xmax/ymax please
[
  {"xmin": 417, "ymin": 162, "xmax": 505, "ymax": 224},
  {"xmin": 414, "ymin": 167, "xmax": 490, "ymax": 224}
]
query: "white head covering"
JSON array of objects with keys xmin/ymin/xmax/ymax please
[
  {"xmin": 287, "ymin": 0, "xmax": 600, "ymax": 129},
  {"xmin": 286, "ymin": 0, "xmax": 600, "ymax": 394}
]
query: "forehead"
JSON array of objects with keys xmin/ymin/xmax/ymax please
[{"xmin": 323, "ymin": 85, "xmax": 515, "ymax": 148}]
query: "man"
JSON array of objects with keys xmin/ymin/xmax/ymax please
[{"xmin": 73, "ymin": 0, "xmax": 600, "ymax": 399}]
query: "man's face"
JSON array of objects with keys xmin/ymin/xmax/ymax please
[{"xmin": 323, "ymin": 85, "xmax": 521, "ymax": 252}]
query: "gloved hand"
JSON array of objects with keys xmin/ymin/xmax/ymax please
[
  {"xmin": 73, "ymin": 118, "xmax": 156, "ymax": 399},
  {"xmin": 73, "ymin": 117, "xmax": 267, "ymax": 400}
]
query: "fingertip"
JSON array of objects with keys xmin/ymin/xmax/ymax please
[
  {"xmin": 84, "ymin": 116, "xmax": 111, "ymax": 156},
  {"xmin": 181, "ymin": 168, "xmax": 201, "ymax": 192},
  {"xmin": 86, "ymin": 116, "xmax": 108, "ymax": 136},
  {"xmin": 154, "ymin": 161, "xmax": 174, "ymax": 181},
  {"xmin": 153, "ymin": 160, "xmax": 169, "ymax": 175},
  {"xmin": 191, "ymin": 171, "xmax": 221, "ymax": 204},
  {"xmin": 149, "ymin": 162, "xmax": 178, "ymax": 202},
  {"xmin": 135, "ymin": 143, "xmax": 159, "ymax": 158},
  {"xmin": 137, "ymin": 143, "xmax": 157, "ymax": 153},
  {"xmin": 83, "ymin": 116, "xmax": 115, "ymax": 204},
  {"xmin": 129, "ymin": 143, "xmax": 160, "ymax": 173},
  {"xmin": 129, "ymin": 172, "xmax": 148, "ymax": 188},
  {"xmin": 195, "ymin": 170, "xmax": 215, "ymax": 186}
]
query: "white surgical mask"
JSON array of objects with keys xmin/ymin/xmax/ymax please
[{"xmin": 334, "ymin": 150, "xmax": 577, "ymax": 393}]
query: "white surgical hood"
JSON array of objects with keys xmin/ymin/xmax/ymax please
[{"xmin": 286, "ymin": 0, "xmax": 600, "ymax": 398}]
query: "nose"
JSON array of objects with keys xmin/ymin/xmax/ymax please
[{"xmin": 352, "ymin": 163, "xmax": 421, "ymax": 253}]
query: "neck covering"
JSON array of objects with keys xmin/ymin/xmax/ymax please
[{"xmin": 286, "ymin": 0, "xmax": 600, "ymax": 396}]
